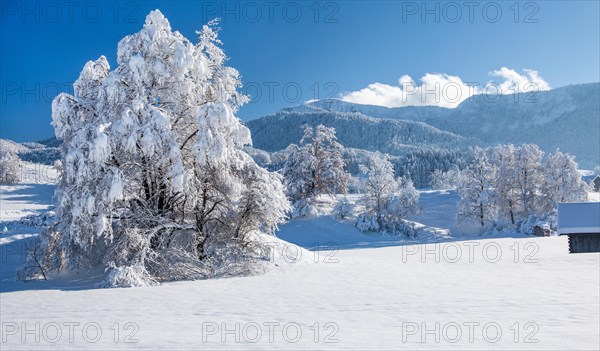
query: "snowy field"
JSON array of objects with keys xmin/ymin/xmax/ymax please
[{"xmin": 1, "ymin": 181, "xmax": 599, "ymax": 350}]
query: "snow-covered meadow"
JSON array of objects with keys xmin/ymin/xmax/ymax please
[{"xmin": 2, "ymin": 177, "xmax": 599, "ymax": 350}]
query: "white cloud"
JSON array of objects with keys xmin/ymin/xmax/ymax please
[
  {"xmin": 340, "ymin": 67, "xmax": 550, "ymax": 108},
  {"xmin": 489, "ymin": 67, "xmax": 551, "ymax": 94}
]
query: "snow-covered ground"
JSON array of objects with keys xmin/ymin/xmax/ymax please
[{"xmin": 1, "ymin": 181, "xmax": 599, "ymax": 349}]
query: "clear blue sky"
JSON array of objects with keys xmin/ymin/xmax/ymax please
[{"xmin": 1, "ymin": 1, "xmax": 599, "ymax": 142}]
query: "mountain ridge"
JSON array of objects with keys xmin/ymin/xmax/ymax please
[{"xmin": 255, "ymin": 83, "xmax": 599, "ymax": 168}]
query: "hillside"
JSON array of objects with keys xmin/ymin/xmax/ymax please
[
  {"xmin": 282, "ymin": 83, "xmax": 600, "ymax": 168},
  {"xmin": 246, "ymin": 111, "xmax": 468, "ymax": 155},
  {"xmin": 0, "ymin": 138, "xmax": 60, "ymax": 165}
]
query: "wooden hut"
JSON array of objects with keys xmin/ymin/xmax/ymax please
[
  {"xmin": 593, "ymin": 176, "xmax": 600, "ymax": 192},
  {"xmin": 558, "ymin": 202, "xmax": 600, "ymax": 253}
]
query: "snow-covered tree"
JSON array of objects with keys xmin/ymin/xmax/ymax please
[
  {"xmin": 361, "ymin": 153, "xmax": 397, "ymax": 223},
  {"xmin": 0, "ymin": 150, "xmax": 20, "ymax": 184},
  {"xmin": 511, "ymin": 144, "xmax": 547, "ymax": 217},
  {"xmin": 283, "ymin": 124, "xmax": 349, "ymax": 202},
  {"xmin": 23, "ymin": 11, "xmax": 289, "ymax": 286},
  {"xmin": 490, "ymin": 144, "xmax": 553, "ymax": 225},
  {"xmin": 333, "ymin": 196, "xmax": 354, "ymax": 220},
  {"xmin": 457, "ymin": 147, "xmax": 497, "ymax": 228},
  {"xmin": 391, "ymin": 176, "xmax": 420, "ymax": 218},
  {"xmin": 429, "ymin": 167, "xmax": 461, "ymax": 190},
  {"xmin": 543, "ymin": 150, "xmax": 590, "ymax": 209},
  {"xmin": 282, "ymin": 144, "xmax": 314, "ymax": 202},
  {"xmin": 355, "ymin": 153, "xmax": 420, "ymax": 236},
  {"xmin": 458, "ymin": 144, "xmax": 587, "ymax": 231},
  {"xmin": 490, "ymin": 144, "xmax": 521, "ymax": 224}
]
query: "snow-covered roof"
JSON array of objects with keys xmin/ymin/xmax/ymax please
[{"xmin": 557, "ymin": 202, "xmax": 600, "ymax": 235}]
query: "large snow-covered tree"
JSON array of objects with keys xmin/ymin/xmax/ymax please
[
  {"xmin": 24, "ymin": 11, "xmax": 289, "ymax": 286},
  {"xmin": 511, "ymin": 144, "xmax": 547, "ymax": 217},
  {"xmin": 283, "ymin": 124, "xmax": 349, "ymax": 201},
  {"xmin": 491, "ymin": 144, "xmax": 521, "ymax": 225},
  {"xmin": 491, "ymin": 144, "xmax": 551, "ymax": 224},
  {"xmin": 457, "ymin": 147, "xmax": 497, "ymax": 228},
  {"xmin": 0, "ymin": 150, "xmax": 20, "ymax": 184},
  {"xmin": 543, "ymin": 149, "xmax": 590, "ymax": 209},
  {"xmin": 361, "ymin": 153, "xmax": 398, "ymax": 223}
]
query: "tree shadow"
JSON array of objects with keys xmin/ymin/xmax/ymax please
[
  {"xmin": 0, "ymin": 183, "xmax": 56, "ymax": 206},
  {"xmin": 0, "ymin": 233, "xmax": 106, "ymax": 293}
]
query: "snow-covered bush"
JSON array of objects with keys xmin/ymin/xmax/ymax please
[
  {"xmin": 517, "ymin": 213, "xmax": 557, "ymax": 236},
  {"xmin": 0, "ymin": 150, "xmax": 20, "ymax": 184},
  {"xmin": 354, "ymin": 214, "xmax": 379, "ymax": 232},
  {"xmin": 333, "ymin": 197, "xmax": 354, "ymax": 220},
  {"xmin": 354, "ymin": 213, "xmax": 418, "ymax": 238},
  {"xmin": 289, "ymin": 198, "xmax": 319, "ymax": 219},
  {"xmin": 18, "ymin": 211, "xmax": 56, "ymax": 228},
  {"xmin": 21, "ymin": 11, "xmax": 289, "ymax": 287},
  {"xmin": 102, "ymin": 263, "xmax": 157, "ymax": 288},
  {"xmin": 383, "ymin": 219, "xmax": 418, "ymax": 238}
]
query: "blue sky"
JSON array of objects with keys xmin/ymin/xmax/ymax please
[{"xmin": 1, "ymin": 0, "xmax": 599, "ymax": 142}]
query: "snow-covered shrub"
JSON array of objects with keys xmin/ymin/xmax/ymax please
[
  {"xmin": 518, "ymin": 213, "xmax": 557, "ymax": 236},
  {"xmin": 21, "ymin": 11, "xmax": 290, "ymax": 286},
  {"xmin": 199, "ymin": 238, "xmax": 276, "ymax": 278},
  {"xmin": 0, "ymin": 150, "xmax": 20, "ymax": 184},
  {"xmin": 290, "ymin": 198, "xmax": 319, "ymax": 219},
  {"xmin": 333, "ymin": 197, "xmax": 354, "ymax": 220},
  {"xmin": 18, "ymin": 211, "xmax": 56, "ymax": 228},
  {"xmin": 354, "ymin": 214, "xmax": 379, "ymax": 232},
  {"xmin": 354, "ymin": 213, "xmax": 418, "ymax": 238},
  {"xmin": 383, "ymin": 220, "xmax": 418, "ymax": 238},
  {"xmin": 102, "ymin": 263, "xmax": 157, "ymax": 288}
]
